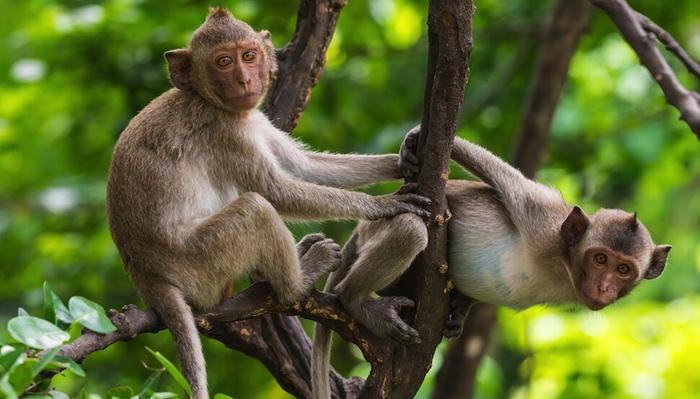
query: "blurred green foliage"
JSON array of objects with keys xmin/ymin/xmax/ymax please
[{"xmin": 0, "ymin": 0, "xmax": 698, "ymax": 397}]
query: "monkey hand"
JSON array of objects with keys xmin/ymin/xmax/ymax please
[
  {"xmin": 370, "ymin": 193, "xmax": 431, "ymax": 220},
  {"xmin": 398, "ymin": 125, "xmax": 421, "ymax": 179}
]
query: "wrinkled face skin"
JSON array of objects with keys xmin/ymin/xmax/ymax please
[
  {"xmin": 579, "ymin": 246, "xmax": 639, "ymax": 310},
  {"xmin": 206, "ymin": 40, "xmax": 268, "ymax": 112}
]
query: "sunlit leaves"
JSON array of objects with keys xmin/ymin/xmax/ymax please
[
  {"xmin": 7, "ymin": 317, "xmax": 69, "ymax": 350},
  {"xmin": 146, "ymin": 347, "xmax": 193, "ymax": 398},
  {"xmin": 68, "ymin": 296, "xmax": 116, "ymax": 334}
]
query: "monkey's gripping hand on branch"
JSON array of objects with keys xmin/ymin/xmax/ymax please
[
  {"xmin": 367, "ymin": 192, "xmax": 431, "ymax": 221},
  {"xmin": 398, "ymin": 126, "xmax": 422, "ymax": 180}
]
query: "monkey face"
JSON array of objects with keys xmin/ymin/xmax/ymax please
[
  {"xmin": 579, "ymin": 246, "xmax": 640, "ymax": 310},
  {"xmin": 206, "ymin": 40, "xmax": 269, "ymax": 111}
]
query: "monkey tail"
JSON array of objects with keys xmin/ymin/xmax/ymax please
[
  {"xmin": 150, "ymin": 285, "xmax": 208, "ymax": 399},
  {"xmin": 311, "ymin": 322, "xmax": 333, "ymax": 399},
  {"xmin": 311, "ymin": 232, "xmax": 360, "ymax": 399}
]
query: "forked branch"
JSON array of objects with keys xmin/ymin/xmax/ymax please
[{"xmin": 591, "ymin": 0, "xmax": 700, "ymax": 137}]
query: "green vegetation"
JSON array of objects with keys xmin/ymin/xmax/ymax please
[{"xmin": 0, "ymin": 0, "xmax": 698, "ymax": 397}]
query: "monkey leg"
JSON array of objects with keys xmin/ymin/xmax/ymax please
[
  {"xmin": 336, "ymin": 214, "xmax": 428, "ymax": 343},
  {"xmin": 185, "ymin": 192, "xmax": 340, "ymax": 308}
]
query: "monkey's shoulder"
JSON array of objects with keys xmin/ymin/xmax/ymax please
[{"xmin": 114, "ymin": 89, "xmax": 221, "ymax": 158}]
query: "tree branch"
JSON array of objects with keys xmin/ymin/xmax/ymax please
[
  {"xmin": 432, "ymin": 1, "xmax": 592, "ymax": 397},
  {"xmin": 359, "ymin": 1, "xmax": 474, "ymax": 397},
  {"xmin": 263, "ymin": 0, "xmax": 348, "ymax": 132},
  {"xmin": 591, "ymin": 0, "xmax": 700, "ymax": 138},
  {"xmin": 55, "ymin": 283, "xmax": 371, "ymax": 397},
  {"xmin": 636, "ymin": 12, "xmax": 700, "ymax": 80},
  {"xmin": 55, "ymin": 2, "xmax": 353, "ymax": 398}
]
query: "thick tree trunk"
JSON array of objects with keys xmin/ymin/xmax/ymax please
[
  {"xmin": 431, "ymin": 1, "xmax": 592, "ymax": 398},
  {"xmin": 359, "ymin": 1, "xmax": 474, "ymax": 398}
]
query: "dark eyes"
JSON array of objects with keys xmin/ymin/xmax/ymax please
[
  {"xmin": 617, "ymin": 264, "xmax": 630, "ymax": 275},
  {"xmin": 217, "ymin": 56, "xmax": 233, "ymax": 67},
  {"xmin": 242, "ymin": 50, "xmax": 257, "ymax": 62},
  {"xmin": 594, "ymin": 253, "xmax": 607, "ymax": 264}
]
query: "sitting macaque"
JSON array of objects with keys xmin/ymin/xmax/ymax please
[
  {"xmin": 107, "ymin": 8, "xmax": 428, "ymax": 399},
  {"xmin": 312, "ymin": 127, "xmax": 671, "ymax": 399}
]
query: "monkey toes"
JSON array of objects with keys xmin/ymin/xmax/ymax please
[
  {"xmin": 300, "ymin": 238, "xmax": 342, "ymax": 284},
  {"xmin": 297, "ymin": 233, "xmax": 327, "ymax": 258},
  {"xmin": 355, "ymin": 297, "xmax": 420, "ymax": 344},
  {"xmin": 442, "ymin": 315, "xmax": 464, "ymax": 338}
]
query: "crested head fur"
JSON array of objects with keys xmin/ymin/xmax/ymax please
[{"xmin": 189, "ymin": 7, "xmax": 260, "ymax": 53}]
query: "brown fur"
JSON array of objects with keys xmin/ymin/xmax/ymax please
[
  {"xmin": 108, "ymin": 9, "xmax": 428, "ymax": 399},
  {"xmin": 311, "ymin": 129, "xmax": 672, "ymax": 399}
]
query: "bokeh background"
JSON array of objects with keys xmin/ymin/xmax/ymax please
[{"xmin": 0, "ymin": 0, "xmax": 699, "ymax": 398}]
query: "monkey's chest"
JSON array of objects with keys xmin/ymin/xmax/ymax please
[{"xmin": 176, "ymin": 163, "xmax": 242, "ymax": 229}]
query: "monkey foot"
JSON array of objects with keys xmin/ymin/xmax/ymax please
[
  {"xmin": 300, "ymin": 238, "xmax": 342, "ymax": 285},
  {"xmin": 297, "ymin": 233, "xmax": 327, "ymax": 258},
  {"xmin": 442, "ymin": 314, "xmax": 464, "ymax": 338},
  {"xmin": 355, "ymin": 296, "xmax": 421, "ymax": 344}
]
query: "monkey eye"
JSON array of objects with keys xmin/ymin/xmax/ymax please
[
  {"xmin": 242, "ymin": 50, "xmax": 257, "ymax": 62},
  {"xmin": 217, "ymin": 56, "xmax": 233, "ymax": 67},
  {"xmin": 617, "ymin": 264, "xmax": 630, "ymax": 275},
  {"xmin": 594, "ymin": 253, "xmax": 607, "ymax": 264}
]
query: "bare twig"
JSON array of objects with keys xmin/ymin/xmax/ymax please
[
  {"xmin": 591, "ymin": 0, "xmax": 700, "ymax": 138},
  {"xmin": 637, "ymin": 12, "xmax": 700, "ymax": 79}
]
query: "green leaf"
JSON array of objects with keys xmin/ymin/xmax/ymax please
[
  {"xmin": 7, "ymin": 316, "xmax": 70, "ymax": 349},
  {"xmin": 0, "ymin": 376, "xmax": 18, "ymax": 399},
  {"xmin": 31, "ymin": 347, "xmax": 59, "ymax": 378},
  {"xmin": 138, "ymin": 370, "xmax": 161, "ymax": 399},
  {"xmin": 7, "ymin": 360, "xmax": 33, "ymax": 394},
  {"xmin": 150, "ymin": 393, "xmax": 178, "ymax": 399},
  {"xmin": 214, "ymin": 394, "xmax": 235, "ymax": 399},
  {"xmin": 48, "ymin": 390, "xmax": 70, "ymax": 399},
  {"xmin": 43, "ymin": 282, "xmax": 72, "ymax": 326},
  {"xmin": 17, "ymin": 308, "xmax": 29, "ymax": 317},
  {"xmin": 146, "ymin": 347, "xmax": 192, "ymax": 397},
  {"xmin": 106, "ymin": 386, "xmax": 134, "ymax": 399},
  {"xmin": 52, "ymin": 355, "xmax": 86, "ymax": 377},
  {"xmin": 68, "ymin": 297, "xmax": 116, "ymax": 334},
  {"xmin": 0, "ymin": 347, "xmax": 23, "ymax": 374}
]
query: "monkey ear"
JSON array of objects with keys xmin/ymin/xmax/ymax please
[
  {"xmin": 560, "ymin": 206, "xmax": 590, "ymax": 247},
  {"xmin": 645, "ymin": 244, "xmax": 671, "ymax": 279},
  {"xmin": 164, "ymin": 49, "xmax": 193, "ymax": 91},
  {"xmin": 259, "ymin": 30, "xmax": 278, "ymax": 81}
]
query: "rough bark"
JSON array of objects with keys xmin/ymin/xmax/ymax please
[
  {"xmin": 53, "ymin": 284, "xmax": 369, "ymax": 398},
  {"xmin": 263, "ymin": 0, "xmax": 348, "ymax": 132},
  {"xmin": 432, "ymin": 1, "xmax": 592, "ymax": 398},
  {"xmin": 358, "ymin": 1, "xmax": 474, "ymax": 398},
  {"xmin": 591, "ymin": 0, "xmax": 700, "ymax": 138},
  {"xmin": 430, "ymin": 303, "xmax": 497, "ymax": 399}
]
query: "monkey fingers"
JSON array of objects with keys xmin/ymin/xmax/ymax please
[
  {"xmin": 394, "ymin": 182, "xmax": 419, "ymax": 195},
  {"xmin": 296, "ymin": 233, "xmax": 327, "ymax": 258},
  {"xmin": 392, "ymin": 193, "xmax": 432, "ymax": 220},
  {"xmin": 356, "ymin": 296, "xmax": 421, "ymax": 344}
]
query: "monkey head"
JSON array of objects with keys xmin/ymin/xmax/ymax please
[
  {"xmin": 164, "ymin": 7, "xmax": 278, "ymax": 112},
  {"xmin": 560, "ymin": 206, "xmax": 671, "ymax": 310}
]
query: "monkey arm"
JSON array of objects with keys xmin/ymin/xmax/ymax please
[
  {"xmin": 236, "ymin": 151, "xmax": 426, "ymax": 220},
  {"xmin": 450, "ymin": 137, "xmax": 566, "ymax": 234},
  {"xmin": 265, "ymin": 127, "xmax": 401, "ymax": 188}
]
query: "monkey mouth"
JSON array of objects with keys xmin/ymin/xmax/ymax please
[{"xmin": 582, "ymin": 295, "xmax": 607, "ymax": 311}]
